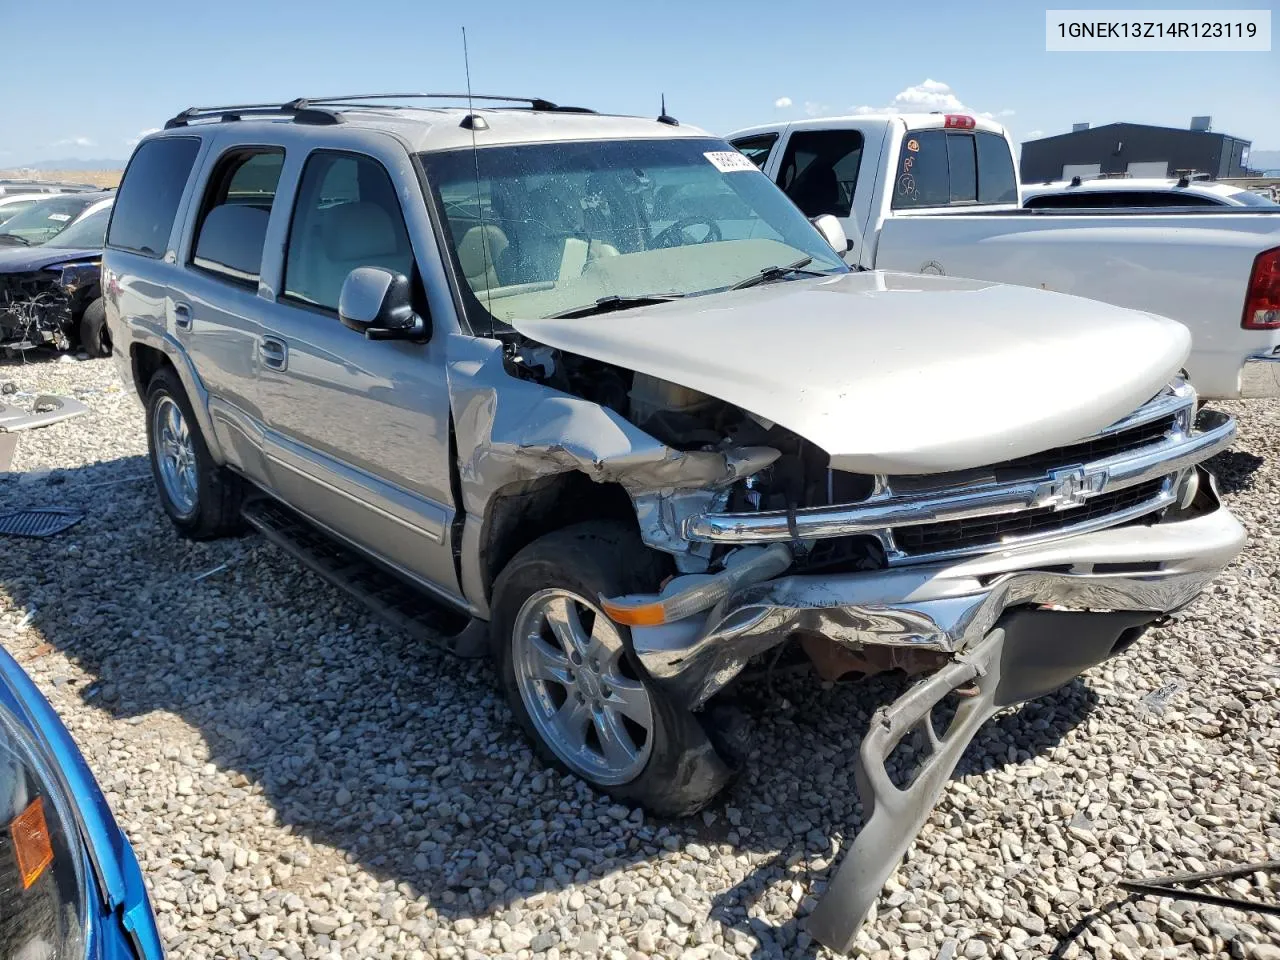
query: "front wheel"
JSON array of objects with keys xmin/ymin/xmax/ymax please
[
  {"xmin": 77, "ymin": 298, "xmax": 110, "ymax": 358},
  {"xmin": 491, "ymin": 522, "xmax": 734, "ymax": 817}
]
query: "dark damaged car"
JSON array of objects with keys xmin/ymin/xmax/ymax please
[{"xmin": 0, "ymin": 194, "xmax": 114, "ymax": 357}]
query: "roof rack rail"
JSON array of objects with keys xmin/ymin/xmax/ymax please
[
  {"xmin": 164, "ymin": 102, "xmax": 342, "ymax": 129},
  {"xmin": 163, "ymin": 93, "xmax": 596, "ymax": 131},
  {"xmin": 292, "ymin": 93, "xmax": 595, "ymax": 113}
]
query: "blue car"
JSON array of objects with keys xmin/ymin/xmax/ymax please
[{"xmin": 0, "ymin": 644, "xmax": 163, "ymax": 958}]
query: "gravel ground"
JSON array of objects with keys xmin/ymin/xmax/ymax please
[{"xmin": 1, "ymin": 354, "xmax": 1278, "ymax": 960}]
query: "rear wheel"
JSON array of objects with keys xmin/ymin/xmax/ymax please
[
  {"xmin": 77, "ymin": 298, "xmax": 110, "ymax": 358},
  {"xmin": 491, "ymin": 522, "xmax": 734, "ymax": 817},
  {"xmin": 144, "ymin": 367, "xmax": 245, "ymax": 539}
]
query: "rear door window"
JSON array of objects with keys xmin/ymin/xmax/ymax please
[
  {"xmin": 775, "ymin": 129, "xmax": 863, "ymax": 218},
  {"xmin": 190, "ymin": 149, "xmax": 284, "ymax": 286},
  {"xmin": 108, "ymin": 137, "xmax": 201, "ymax": 256},
  {"xmin": 730, "ymin": 134, "xmax": 779, "ymax": 170}
]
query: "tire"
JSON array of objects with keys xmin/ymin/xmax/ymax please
[
  {"xmin": 491, "ymin": 521, "xmax": 734, "ymax": 817},
  {"xmin": 77, "ymin": 298, "xmax": 110, "ymax": 358},
  {"xmin": 144, "ymin": 366, "xmax": 245, "ymax": 540}
]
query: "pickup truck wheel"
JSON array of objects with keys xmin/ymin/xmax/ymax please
[
  {"xmin": 492, "ymin": 522, "xmax": 734, "ymax": 817},
  {"xmin": 144, "ymin": 367, "xmax": 244, "ymax": 540},
  {"xmin": 77, "ymin": 298, "xmax": 110, "ymax": 358}
]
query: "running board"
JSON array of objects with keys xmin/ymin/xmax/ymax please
[
  {"xmin": 805, "ymin": 629, "xmax": 1007, "ymax": 953},
  {"xmin": 241, "ymin": 497, "xmax": 488, "ymax": 658}
]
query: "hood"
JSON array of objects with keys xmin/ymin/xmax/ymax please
[
  {"xmin": 513, "ymin": 271, "xmax": 1192, "ymax": 475},
  {"xmin": 0, "ymin": 245, "xmax": 101, "ymax": 274}
]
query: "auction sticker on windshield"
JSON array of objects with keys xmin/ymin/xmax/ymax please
[{"xmin": 705, "ymin": 151, "xmax": 758, "ymax": 173}]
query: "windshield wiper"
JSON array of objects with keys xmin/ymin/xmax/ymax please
[
  {"xmin": 731, "ymin": 257, "xmax": 829, "ymax": 290},
  {"xmin": 0, "ymin": 234, "xmax": 31, "ymax": 246},
  {"xmin": 548, "ymin": 294, "xmax": 685, "ymax": 319}
]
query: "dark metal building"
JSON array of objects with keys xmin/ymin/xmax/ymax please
[{"xmin": 1020, "ymin": 121, "xmax": 1254, "ymax": 182}]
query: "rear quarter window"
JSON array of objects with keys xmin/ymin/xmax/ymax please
[{"xmin": 107, "ymin": 137, "xmax": 201, "ymax": 257}]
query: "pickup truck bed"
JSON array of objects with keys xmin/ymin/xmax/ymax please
[{"xmin": 729, "ymin": 113, "xmax": 1280, "ymax": 400}]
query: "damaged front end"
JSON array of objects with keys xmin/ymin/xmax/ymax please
[
  {"xmin": 448, "ymin": 331, "xmax": 1243, "ymax": 953},
  {"xmin": 0, "ymin": 262, "xmax": 96, "ymax": 353}
]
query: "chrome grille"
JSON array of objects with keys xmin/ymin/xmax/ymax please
[{"xmin": 892, "ymin": 478, "xmax": 1167, "ymax": 557}]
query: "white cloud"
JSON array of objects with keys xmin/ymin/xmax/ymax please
[
  {"xmin": 847, "ymin": 79, "xmax": 1012, "ymax": 124},
  {"xmin": 125, "ymin": 128, "xmax": 162, "ymax": 146},
  {"xmin": 774, "ymin": 97, "xmax": 792, "ymax": 109},
  {"xmin": 803, "ymin": 101, "xmax": 828, "ymax": 117},
  {"xmin": 51, "ymin": 136, "xmax": 95, "ymax": 148},
  {"xmin": 1025, "ymin": 129, "xmax": 1045, "ymax": 140}
]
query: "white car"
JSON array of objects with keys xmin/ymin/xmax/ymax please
[
  {"xmin": 729, "ymin": 113, "xmax": 1280, "ymax": 399},
  {"xmin": 1022, "ymin": 177, "xmax": 1278, "ymax": 209}
]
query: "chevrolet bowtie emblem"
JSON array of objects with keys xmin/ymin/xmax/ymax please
[{"xmin": 1037, "ymin": 467, "xmax": 1106, "ymax": 511}]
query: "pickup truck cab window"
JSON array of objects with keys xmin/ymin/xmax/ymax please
[
  {"xmin": 108, "ymin": 137, "xmax": 201, "ymax": 257},
  {"xmin": 418, "ymin": 136, "xmax": 847, "ymax": 327},
  {"xmin": 190, "ymin": 148, "xmax": 284, "ymax": 286},
  {"xmin": 729, "ymin": 133, "xmax": 777, "ymax": 169},
  {"xmin": 283, "ymin": 151, "xmax": 417, "ymax": 313},
  {"xmin": 894, "ymin": 129, "xmax": 1017, "ymax": 209},
  {"xmin": 975, "ymin": 131, "xmax": 1018, "ymax": 203},
  {"xmin": 776, "ymin": 129, "xmax": 863, "ymax": 218}
]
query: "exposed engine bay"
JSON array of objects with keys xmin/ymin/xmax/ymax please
[
  {"xmin": 505, "ymin": 335, "xmax": 886, "ymax": 575},
  {"xmin": 0, "ymin": 263, "xmax": 98, "ymax": 354}
]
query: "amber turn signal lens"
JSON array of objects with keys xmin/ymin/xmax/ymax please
[
  {"xmin": 599, "ymin": 599, "xmax": 667, "ymax": 627},
  {"xmin": 11, "ymin": 796, "xmax": 54, "ymax": 889}
]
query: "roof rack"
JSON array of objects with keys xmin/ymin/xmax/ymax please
[{"xmin": 163, "ymin": 93, "xmax": 594, "ymax": 129}]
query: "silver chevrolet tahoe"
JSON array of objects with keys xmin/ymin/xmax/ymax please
[{"xmin": 102, "ymin": 94, "xmax": 1244, "ymax": 951}]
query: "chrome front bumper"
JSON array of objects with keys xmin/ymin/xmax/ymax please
[
  {"xmin": 632, "ymin": 469, "xmax": 1244, "ymax": 709},
  {"xmin": 1241, "ymin": 353, "xmax": 1280, "ymax": 399}
]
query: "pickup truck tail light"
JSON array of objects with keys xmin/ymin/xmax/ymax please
[
  {"xmin": 1242, "ymin": 246, "xmax": 1280, "ymax": 329},
  {"xmin": 944, "ymin": 115, "xmax": 976, "ymax": 130}
]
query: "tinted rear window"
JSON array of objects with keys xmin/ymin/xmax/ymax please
[
  {"xmin": 894, "ymin": 130, "xmax": 1018, "ymax": 208},
  {"xmin": 975, "ymin": 132, "xmax": 1018, "ymax": 203},
  {"xmin": 107, "ymin": 137, "xmax": 201, "ymax": 257},
  {"xmin": 894, "ymin": 131, "xmax": 949, "ymax": 208}
]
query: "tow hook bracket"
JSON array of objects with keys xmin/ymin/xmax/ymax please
[{"xmin": 805, "ymin": 629, "xmax": 1008, "ymax": 953}]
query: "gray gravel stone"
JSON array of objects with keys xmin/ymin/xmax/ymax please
[{"xmin": 2, "ymin": 358, "xmax": 1278, "ymax": 960}]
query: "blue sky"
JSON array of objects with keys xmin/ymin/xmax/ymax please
[{"xmin": 0, "ymin": 0, "xmax": 1275, "ymax": 165}]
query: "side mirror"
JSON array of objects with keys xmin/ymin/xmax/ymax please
[
  {"xmin": 811, "ymin": 214, "xmax": 853, "ymax": 253},
  {"xmin": 338, "ymin": 267, "xmax": 428, "ymax": 341}
]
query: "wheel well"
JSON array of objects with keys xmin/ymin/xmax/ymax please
[
  {"xmin": 130, "ymin": 343, "xmax": 172, "ymax": 402},
  {"xmin": 480, "ymin": 473, "xmax": 638, "ymax": 598}
]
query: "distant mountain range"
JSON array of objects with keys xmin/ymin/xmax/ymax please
[{"xmin": 6, "ymin": 157, "xmax": 127, "ymax": 171}]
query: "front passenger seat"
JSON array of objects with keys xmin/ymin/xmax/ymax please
[{"xmin": 317, "ymin": 201, "xmax": 415, "ymax": 308}]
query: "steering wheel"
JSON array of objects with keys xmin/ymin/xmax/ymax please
[{"xmin": 651, "ymin": 217, "xmax": 722, "ymax": 249}]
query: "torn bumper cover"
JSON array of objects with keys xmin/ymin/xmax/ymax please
[{"xmin": 626, "ymin": 471, "xmax": 1243, "ymax": 951}]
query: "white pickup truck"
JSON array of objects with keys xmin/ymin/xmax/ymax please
[{"xmin": 728, "ymin": 113, "xmax": 1280, "ymax": 400}]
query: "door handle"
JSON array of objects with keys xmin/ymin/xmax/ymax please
[
  {"xmin": 174, "ymin": 302, "xmax": 193, "ymax": 331},
  {"xmin": 259, "ymin": 336, "xmax": 288, "ymax": 371}
]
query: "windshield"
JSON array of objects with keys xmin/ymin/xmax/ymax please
[
  {"xmin": 0, "ymin": 195, "xmax": 96, "ymax": 244},
  {"xmin": 418, "ymin": 137, "xmax": 848, "ymax": 326},
  {"xmin": 41, "ymin": 204, "xmax": 111, "ymax": 249}
]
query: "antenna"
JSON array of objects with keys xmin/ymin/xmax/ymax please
[
  {"xmin": 657, "ymin": 93, "xmax": 679, "ymax": 126},
  {"xmin": 462, "ymin": 26, "xmax": 494, "ymax": 321}
]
